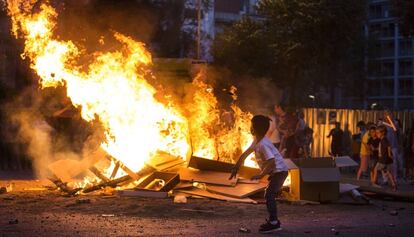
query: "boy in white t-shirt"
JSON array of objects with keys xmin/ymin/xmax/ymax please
[{"xmin": 230, "ymin": 115, "xmax": 288, "ymax": 233}]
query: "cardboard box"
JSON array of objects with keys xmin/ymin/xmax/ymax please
[
  {"xmin": 136, "ymin": 172, "xmax": 180, "ymax": 192},
  {"xmin": 289, "ymin": 158, "xmax": 341, "ymax": 202}
]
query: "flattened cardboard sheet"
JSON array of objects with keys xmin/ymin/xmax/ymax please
[
  {"xmin": 178, "ymin": 168, "xmax": 237, "ymax": 186},
  {"xmin": 179, "ymin": 188, "xmax": 257, "ymax": 204},
  {"xmin": 206, "ymin": 183, "xmax": 266, "ymax": 198}
]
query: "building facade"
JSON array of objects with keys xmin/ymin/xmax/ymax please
[{"xmin": 366, "ymin": 0, "xmax": 414, "ymax": 110}]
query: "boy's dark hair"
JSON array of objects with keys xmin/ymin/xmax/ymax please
[
  {"xmin": 369, "ymin": 125, "xmax": 377, "ymax": 130},
  {"xmin": 251, "ymin": 115, "xmax": 271, "ymax": 139}
]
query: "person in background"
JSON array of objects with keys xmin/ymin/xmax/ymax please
[
  {"xmin": 274, "ymin": 104, "xmax": 299, "ymax": 158},
  {"xmin": 297, "ymin": 126, "xmax": 313, "ymax": 158},
  {"xmin": 296, "ymin": 110, "xmax": 306, "ymax": 131},
  {"xmin": 267, "ymin": 105, "xmax": 281, "ymax": 149},
  {"xmin": 357, "ymin": 121, "xmax": 367, "ymax": 137},
  {"xmin": 357, "ymin": 122, "xmax": 371, "ymax": 180},
  {"xmin": 367, "ymin": 125, "xmax": 380, "ymax": 183},
  {"xmin": 342, "ymin": 123, "xmax": 353, "ymax": 157},
  {"xmin": 327, "ymin": 122, "xmax": 343, "ymax": 157},
  {"xmin": 372, "ymin": 125, "xmax": 397, "ymax": 191},
  {"xmin": 395, "ymin": 119, "xmax": 404, "ymax": 179},
  {"xmin": 380, "ymin": 117, "xmax": 399, "ymax": 181}
]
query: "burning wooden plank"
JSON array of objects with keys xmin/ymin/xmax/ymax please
[
  {"xmin": 105, "ymin": 155, "xmax": 139, "ymax": 180},
  {"xmin": 82, "ymin": 174, "xmax": 132, "ymax": 193},
  {"xmin": 110, "ymin": 161, "xmax": 120, "ymax": 179},
  {"xmin": 82, "ymin": 165, "xmax": 155, "ymax": 193},
  {"xmin": 47, "ymin": 174, "xmax": 81, "ymax": 196},
  {"xmin": 89, "ymin": 166, "xmax": 110, "ymax": 182}
]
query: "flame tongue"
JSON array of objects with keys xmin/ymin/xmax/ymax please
[
  {"xmin": 7, "ymin": 0, "xmax": 190, "ymax": 172},
  {"xmin": 6, "ymin": 0, "xmax": 258, "ymax": 185}
]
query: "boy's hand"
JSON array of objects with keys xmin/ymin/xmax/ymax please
[
  {"xmin": 251, "ymin": 174, "xmax": 263, "ymax": 180},
  {"xmin": 229, "ymin": 166, "xmax": 239, "ymax": 180}
]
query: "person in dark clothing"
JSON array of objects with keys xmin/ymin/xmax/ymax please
[
  {"xmin": 327, "ymin": 122, "xmax": 343, "ymax": 156},
  {"xmin": 342, "ymin": 123, "xmax": 352, "ymax": 156},
  {"xmin": 372, "ymin": 125, "xmax": 397, "ymax": 190},
  {"xmin": 367, "ymin": 125, "xmax": 380, "ymax": 181},
  {"xmin": 274, "ymin": 104, "xmax": 299, "ymax": 158}
]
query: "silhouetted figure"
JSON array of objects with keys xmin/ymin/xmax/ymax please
[{"xmin": 327, "ymin": 122, "xmax": 343, "ymax": 156}]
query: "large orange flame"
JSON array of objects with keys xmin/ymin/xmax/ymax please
[
  {"xmin": 6, "ymin": 0, "xmax": 258, "ymax": 186},
  {"xmin": 6, "ymin": 0, "xmax": 189, "ymax": 173}
]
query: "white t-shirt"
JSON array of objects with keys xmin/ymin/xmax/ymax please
[
  {"xmin": 254, "ymin": 137, "xmax": 288, "ymax": 173},
  {"xmin": 267, "ymin": 115, "xmax": 281, "ymax": 144}
]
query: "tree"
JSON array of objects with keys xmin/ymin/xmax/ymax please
[
  {"xmin": 212, "ymin": 0, "xmax": 367, "ymax": 107},
  {"xmin": 391, "ymin": 0, "xmax": 414, "ymax": 36}
]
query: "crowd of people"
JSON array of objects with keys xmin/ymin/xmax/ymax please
[
  {"xmin": 327, "ymin": 116, "xmax": 414, "ymax": 190},
  {"xmin": 265, "ymin": 103, "xmax": 414, "ymax": 190}
]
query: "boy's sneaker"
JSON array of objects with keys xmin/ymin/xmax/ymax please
[{"xmin": 259, "ymin": 220, "xmax": 282, "ymax": 234}]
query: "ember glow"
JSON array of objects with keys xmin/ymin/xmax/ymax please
[{"xmin": 6, "ymin": 0, "xmax": 258, "ymax": 186}]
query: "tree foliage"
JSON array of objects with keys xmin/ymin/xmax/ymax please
[
  {"xmin": 212, "ymin": 0, "xmax": 367, "ymax": 106},
  {"xmin": 391, "ymin": 0, "xmax": 414, "ymax": 36}
]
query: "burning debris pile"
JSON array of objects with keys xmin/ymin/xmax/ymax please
[{"xmin": 4, "ymin": 0, "xmax": 257, "ymax": 196}]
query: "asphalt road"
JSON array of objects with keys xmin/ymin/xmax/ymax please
[{"xmin": 0, "ymin": 180, "xmax": 414, "ymax": 237}]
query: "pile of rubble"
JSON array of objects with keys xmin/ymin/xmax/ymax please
[{"xmin": 47, "ymin": 153, "xmax": 389, "ymax": 204}]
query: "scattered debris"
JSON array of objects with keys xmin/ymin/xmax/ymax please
[
  {"xmin": 179, "ymin": 188, "xmax": 257, "ymax": 204},
  {"xmin": 331, "ymin": 227, "xmax": 339, "ymax": 235},
  {"xmin": 389, "ymin": 210, "xmax": 398, "ymax": 216},
  {"xmin": 8, "ymin": 219, "xmax": 18, "ymax": 225},
  {"xmin": 0, "ymin": 187, "xmax": 7, "ymax": 194},
  {"xmin": 136, "ymin": 172, "xmax": 179, "ymax": 192},
  {"xmin": 206, "ymin": 183, "xmax": 266, "ymax": 199},
  {"xmin": 239, "ymin": 227, "xmax": 251, "ymax": 233},
  {"xmin": 179, "ymin": 167, "xmax": 238, "ymax": 186},
  {"xmin": 174, "ymin": 194, "xmax": 187, "ymax": 203},
  {"xmin": 173, "ymin": 182, "xmax": 193, "ymax": 190},
  {"xmin": 180, "ymin": 208, "xmax": 215, "ymax": 214},
  {"xmin": 101, "ymin": 214, "xmax": 115, "ymax": 217},
  {"xmin": 76, "ymin": 198, "xmax": 91, "ymax": 204}
]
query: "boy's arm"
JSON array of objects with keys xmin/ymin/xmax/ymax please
[
  {"xmin": 229, "ymin": 145, "xmax": 254, "ymax": 180},
  {"xmin": 251, "ymin": 158, "xmax": 275, "ymax": 180}
]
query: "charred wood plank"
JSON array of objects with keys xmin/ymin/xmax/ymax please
[
  {"xmin": 89, "ymin": 166, "xmax": 110, "ymax": 182},
  {"xmin": 82, "ymin": 165, "xmax": 155, "ymax": 193},
  {"xmin": 48, "ymin": 175, "xmax": 81, "ymax": 195},
  {"xmin": 82, "ymin": 174, "xmax": 132, "ymax": 193}
]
